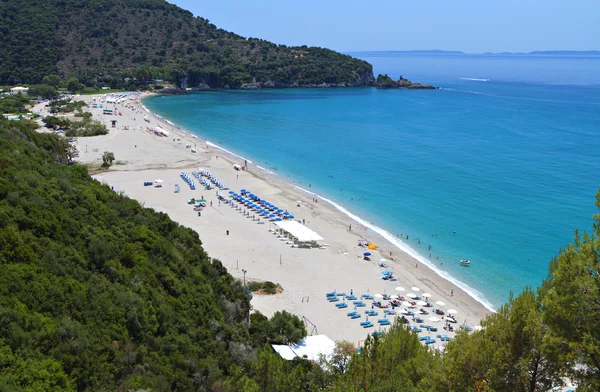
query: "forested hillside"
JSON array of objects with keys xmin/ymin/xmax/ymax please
[
  {"xmin": 1, "ymin": 117, "xmax": 599, "ymax": 391},
  {"xmin": 0, "ymin": 0, "xmax": 373, "ymax": 88}
]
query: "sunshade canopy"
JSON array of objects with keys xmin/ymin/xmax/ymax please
[{"xmin": 274, "ymin": 220, "xmax": 324, "ymax": 242}]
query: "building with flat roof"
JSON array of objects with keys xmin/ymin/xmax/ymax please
[{"xmin": 11, "ymin": 87, "xmax": 29, "ymax": 95}]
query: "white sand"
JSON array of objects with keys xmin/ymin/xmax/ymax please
[{"xmin": 79, "ymin": 93, "xmax": 491, "ymax": 348}]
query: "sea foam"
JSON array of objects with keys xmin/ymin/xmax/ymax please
[{"xmin": 206, "ymin": 141, "xmax": 253, "ymax": 164}]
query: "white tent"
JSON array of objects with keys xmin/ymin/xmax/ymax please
[
  {"xmin": 274, "ymin": 220, "xmax": 324, "ymax": 243},
  {"xmin": 272, "ymin": 335, "xmax": 335, "ymax": 361},
  {"xmin": 154, "ymin": 126, "xmax": 169, "ymax": 136}
]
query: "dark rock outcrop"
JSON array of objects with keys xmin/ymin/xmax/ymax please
[{"xmin": 373, "ymin": 74, "xmax": 437, "ymax": 89}]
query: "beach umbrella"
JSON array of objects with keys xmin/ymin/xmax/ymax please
[
  {"xmin": 428, "ymin": 316, "xmax": 441, "ymax": 322},
  {"xmin": 406, "ymin": 293, "xmax": 418, "ymax": 299},
  {"xmin": 447, "ymin": 309, "xmax": 458, "ymax": 314},
  {"xmin": 283, "ymin": 211, "xmax": 289, "ymax": 215},
  {"xmin": 379, "ymin": 258, "xmax": 388, "ymax": 263},
  {"xmin": 275, "ymin": 218, "xmax": 282, "ymax": 221},
  {"xmin": 416, "ymin": 300, "xmax": 428, "ymax": 306},
  {"xmin": 364, "ymin": 252, "xmax": 372, "ymax": 256},
  {"xmin": 395, "ymin": 287, "xmax": 405, "ymax": 292},
  {"xmin": 269, "ymin": 214, "xmax": 276, "ymax": 218},
  {"xmin": 400, "ymin": 309, "xmax": 410, "ymax": 315},
  {"xmin": 240, "ymin": 189, "xmax": 247, "ymax": 193},
  {"xmin": 390, "ymin": 295, "xmax": 399, "ymax": 299},
  {"xmin": 288, "ymin": 215, "xmax": 295, "ymax": 219},
  {"xmin": 382, "ymin": 270, "xmax": 393, "ymax": 275},
  {"xmin": 435, "ymin": 301, "xmax": 445, "ymax": 306},
  {"xmin": 374, "ymin": 294, "xmax": 384, "ymax": 299},
  {"xmin": 411, "ymin": 287, "xmax": 421, "ymax": 292},
  {"xmin": 401, "ymin": 301, "xmax": 412, "ymax": 307},
  {"xmin": 422, "ymin": 293, "xmax": 432, "ymax": 298}
]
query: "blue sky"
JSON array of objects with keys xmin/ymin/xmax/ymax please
[{"xmin": 170, "ymin": 0, "xmax": 599, "ymax": 53}]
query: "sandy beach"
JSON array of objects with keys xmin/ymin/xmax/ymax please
[{"xmin": 75, "ymin": 92, "xmax": 491, "ymax": 347}]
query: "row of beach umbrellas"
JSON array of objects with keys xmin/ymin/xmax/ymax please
[
  {"xmin": 196, "ymin": 169, "xmax": 226, "ymax": 189},
  {"xmin": 180, "ymin": 171, "xmax": 196, "ymax": 190},
  {"xmin": 228, "ymin": 191, "xmax": 295, "ymax": 221}
]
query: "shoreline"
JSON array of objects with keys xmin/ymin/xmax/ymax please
[
  {"xmin": 142, "ymin": 94, "xmax": 496, "ymax": 313},
  {"xmin": 74, "ymin": 92, "xmax": 492, "ymax": 345}
]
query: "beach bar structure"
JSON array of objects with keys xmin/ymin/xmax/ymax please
[
  {"xmin": 274, "ymin": 220, "xmax": 324, "ymax": 245},
  {"xmin": 272, "ymin": 335, "xmax": 335, "ymax": 362}
]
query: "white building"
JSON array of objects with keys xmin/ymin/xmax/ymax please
[{"xmin": 11, "ymin": 87, "xmax": 29, "ymax": 96}]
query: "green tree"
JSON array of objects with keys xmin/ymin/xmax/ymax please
[
  {"xmin": 102, "ymin": 151, "xmax": 115, "ymax": 167},
  {"xmin": 269, "ymin": 311, "xmax": 307, "ymax": 344},
  {"xmin": 328, "ymin": 340, "xmax": 356, "ymax": 375},
  {"xmin": 66, "ymin": 78, "xmax": 83, "ymax": 93},
  {"xmin": 541, "ymin": 196, "xmax": 600, "ymax": 390},
  {"xmin": 42, "ymin": 74, "xmax": 62, "ymax": 87}
]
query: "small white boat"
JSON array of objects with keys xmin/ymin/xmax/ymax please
[{"xmin": 460, "ymin": 259, "xmax": 471, "ymax": 266}]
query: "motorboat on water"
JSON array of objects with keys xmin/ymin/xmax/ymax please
[{"xmin": 460, "ymin": 259, "xmax": 471, "ymax": 266}]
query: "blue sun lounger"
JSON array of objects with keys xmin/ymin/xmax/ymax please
[
  {"xmin": 336, "ymin": 292, "xmax": 346, "ymax": 297},
  {"xmin": 328, "ymin": 296, "xmax": 339, "ymax": 302},
  {"xmin": 378, "ymin": 319, "xmax": 391, "ymax": 325},
  {"xmin": 419, "ymin": 335, "xmax": 431, "ymax": 341},
  {"xmin": 350, "ymin": 313, "xmax": 361, "ymax": 319},
  {"xmin": 415, "ymin": 317, "xmax": 424, "ymax": 323},
  {"xmin": 361, "ymin": 322, "xmax": 374, "ymax": 328},
  {"xmin": 420, "ymin": 324, "xmax": 431, "ymax": 329},
  {"xmin": 347, "ymin": 311, "xmax": 358, "ymax": 316},
  {"xmin": 353, "ymin": 301, "xmax": 366, "ymax": 307},
  {"xmin": 409, "ymin": 326, "xmax": 423, "ymax": 333},
  {"xmin": 336, "ymin": 302, "xmax": 348, "ymax": 308},
  {"xmin": 425, "ymin": 339, "xmax": 436, "ymax": 345},
  {"xmin": 372, "ymin": 331, "xmax": 383, "ymax": 337},
  {"xmin": 361, "ymin": 294, "xmax": 374, "ymax": 300},
  {"xmin": 326, "ymin": 291, "xmax": 336, "ymax": 297},
  {"xmin": 428, "ymin": 327, "xmax": 438, "ymax": 332},
  {"xmin": 440, "ymin": 336, "xmax": 453, "ymax": 341},
  {"xmin": 384, "ymin": 309, "xmax": 396, "ymax": 315},
  {"xmin": 365, "ymin": 310, "xmax": 378, "ymax": 316},
  {"xmin": 360, "ymin": 320, "xmax": 372, "ymax": 326},
  {"xmin": 346, "ymin": 295, "xmax": 357, "ymax": 300}
]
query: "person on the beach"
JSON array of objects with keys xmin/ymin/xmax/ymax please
[
  {"xmin": 451, "ymin": 289, "xmax": 454, "ymax": 296},
  {"xmin": 349, "ymin": 224, "xmax": 351, "ymax": 231},
  {"xmin": 226, "ymin": 230, "xmax": 229, "ymax": 235}
]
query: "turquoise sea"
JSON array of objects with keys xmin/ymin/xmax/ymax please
[{"xmin": 144, "ymin": 53, "xmax": 600, "ymax": 310}]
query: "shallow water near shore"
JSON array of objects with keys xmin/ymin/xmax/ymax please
[{"xmin": 144, "ymin": 53, "xmax": 600, "ymax": 310}]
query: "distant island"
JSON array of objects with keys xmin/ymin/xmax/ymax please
[
  {"xmin": 0, "ymin": 0, "xmax": 434, "ymax": 91},
  {"xmin": 350, "ymin": 49, "xmax": 600, "ymax": 56}
]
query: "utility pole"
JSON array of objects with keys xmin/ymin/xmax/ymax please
[{"xmin": 242, "ymin": 269, "xmax": 247, "ymax": 289}]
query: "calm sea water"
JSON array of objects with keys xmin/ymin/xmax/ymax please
[{"xmin": 145, "ymin": 53, "xmax": 600, "ymax": 310}]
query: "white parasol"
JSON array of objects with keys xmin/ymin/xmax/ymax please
[
  {"xmin": 422, "ymin": 293, "xmax": 432, "ymax": 298},
  {"xmin": 395, "ymin": 286, "xmax": 405, "ymax": 292},
  {"xmin": 447, "ymin": 309, "xmax": 458, "ymax": 314},
  {"xmin": 416, "ymin": 300, "xmax": 428, "ymax": 306},
  {"xmin": 428, "ymin": 316, "xmax": 441, "ymax": 322},
  {"xmin": 435, "ymin": 301, "xmax": 446, "ymax": 306},
  {"xmin": 406, "ymin": 293, "xmax": 418, "ymax": 299},
  {"xmin": 411, "ymin": 286, "xmax": 421, "ymax": 292},
  {"xmin": 374, "ymin": 294, "xmax": 384, "ymax": 299}
]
